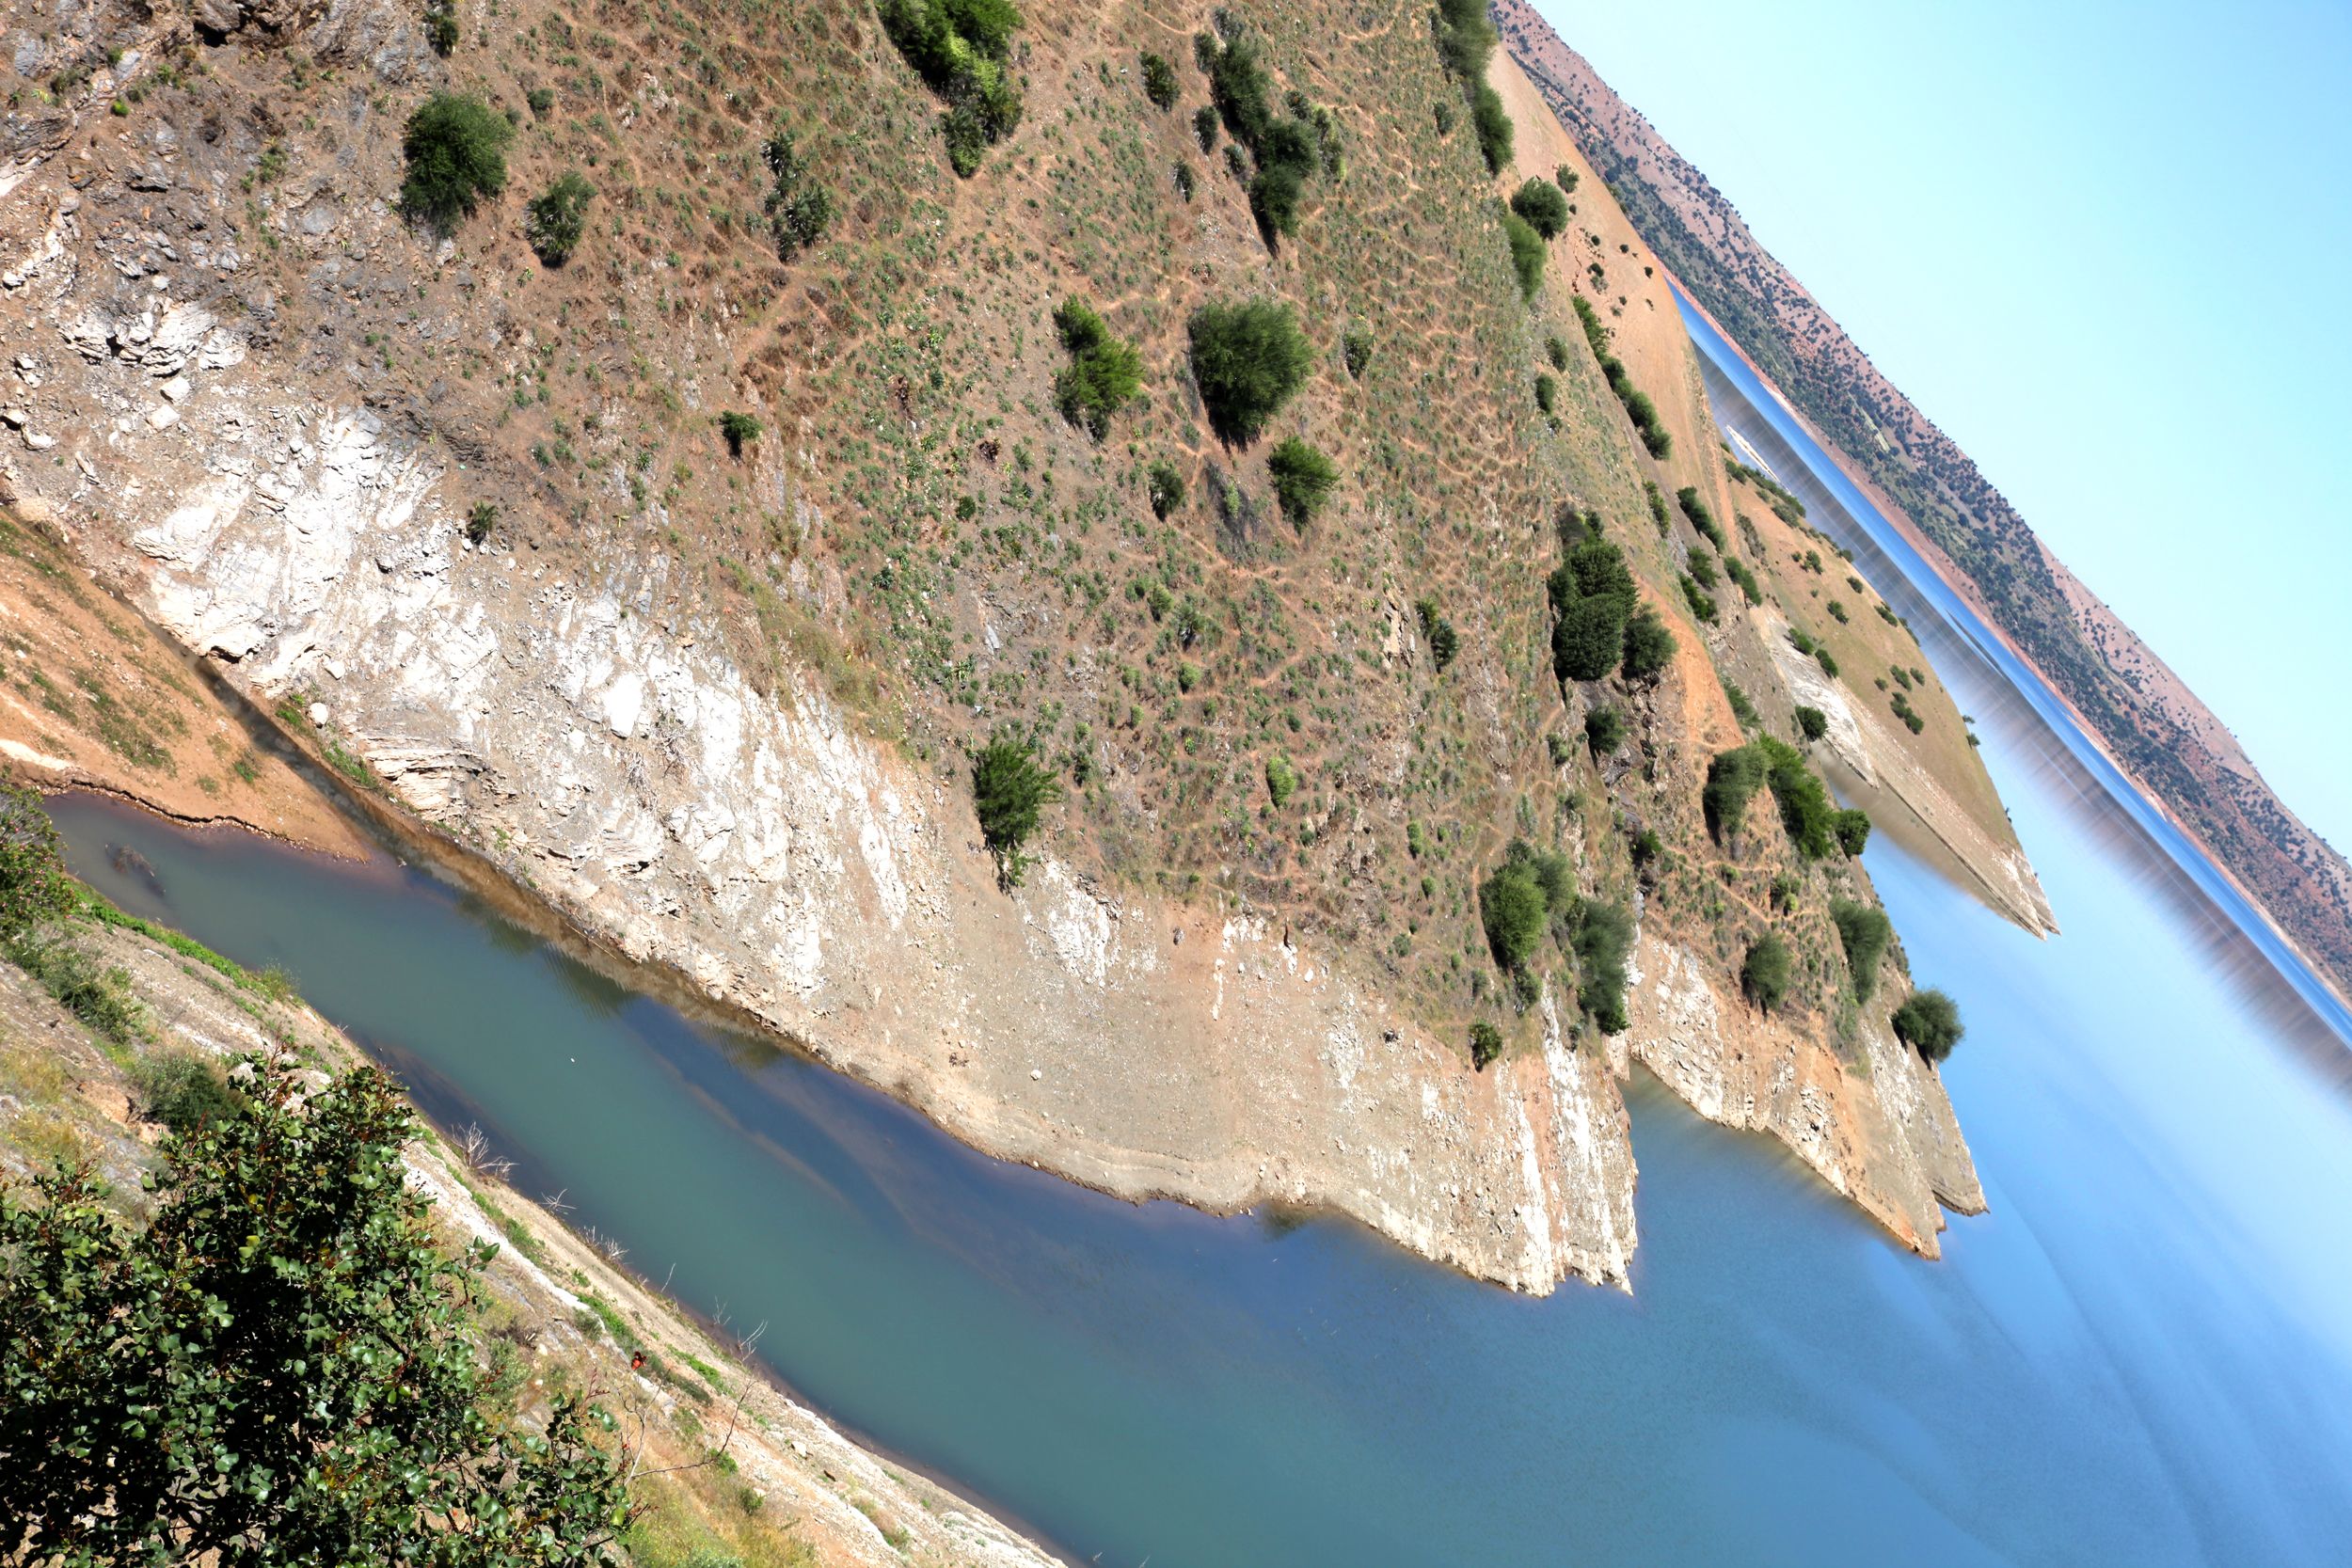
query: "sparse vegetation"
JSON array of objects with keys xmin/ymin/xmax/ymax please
[
  {"xmin": 761, "ymin": 132, "xmax": 833, "ymax": 260},
  {"xmin": 1571, "ymin": 297, "xmax": 1672, "ymax": 458}
]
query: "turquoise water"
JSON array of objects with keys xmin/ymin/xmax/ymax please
[{"xmin": 43, "ymin": 326, "xmax": 2352, "ymax": 1563}]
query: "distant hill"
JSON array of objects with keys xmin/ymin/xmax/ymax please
[{"xmin": 1495, "ymin": 0, "xmax": 2352, "ymax": 1006}]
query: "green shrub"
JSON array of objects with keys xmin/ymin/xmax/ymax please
[
  {"xmin": 1188, "ymin": 300, "xmax": 1314, "ymax": 445},
  {"xmin": 523, "ymin": 170, "xmax": 594, "ymax": 266},
  {"xmin": 0, "ymin": 1062, "xmax": 625, "ymax": 1561},
  {"xmin": 425, "ymin": 0, "xmax": 457, "ymax": 56},
  {"xmin": 133, "ymin": 1052, "xmax": 244, "ymax": 1134},
  {"xmin": 1470, "ymin": 84, "xmax": 1514, "ymax": 172},
  {"xmin": 1723, "ymin": 680, "xmax": 1759, "ymax": 730},
  {"xmin": 1509, "ymin": 178, "xmax": 1569, "ymax": 239},
  {"xmin": 1571, "ymin": 898, "xmax": 1634, "ymax": 1033},
  {"xmin": 1264, "ymin": 754, "xmax": 1300, "ymax": 806},
  {"xmin": 1676, "ymin": 485, "xmax": 1725, "ymax": 550},
  {"xmin": 1554, "ymin": 163, "xmax": 1580, "ymax": 194},
  {"xmin": 1834, "ymin": 808, "xmax": 1872, "ymax": 858},
  {"xmin": 1816, "ymin": 646, "xmax": 1840, "ymax": 680},
  {"xmin": 1050, "ymin": 297, "xmax": 1144, "ymax": 440},
  {"xmin": 1546, "ymin": 335, "xmax": 1569, "ymax": 371},
  {"xmin": 1830, "ymin": 899, "xmax": 1893, "ymax": 1000},
  {"xmin": 762, "ymin": 133, "xmax": 833, "ymax": 260},
  {"xmin": 1479, "ymin": 861, "xmax": 1548, "ymax": 974},
  {"xmin": 1551, "ymin": 594, "xmax": 1629, "ymax": 683},
  {"xmin": 718, "ymin": 411, "xmax": 761, "ymax": 457},
  {"xmin": 1685, "ymin": 549, "xmax": 1718, "ymax": 589},
  {"xmin": 879, "ymin": 0, "xmax": 1024, "ymax": 175},
  {"xmin": 1703, "ymin": 745, "xmax": 1766, "ymax": 844},
  {"xmin": 1584, "ymin": 705, "xmax": 1626, "ymax": 755},
  {"xmin": 0, "ymin": 784, "xmax": 76, "ymax": 942},
  {"xmin": 1343, "ymin": 328, "xmax": 1373, "ymax": 379},
  {"xmin": 1756, "ymin": 736, "xmax": 1837, "ymax": 859},
  {"xmin": 1501, "ymin": 210, "xmax": 1546, "ymax": 301},
  {"xmin": 1469, "ymin": 1021, "xmax": 1503, "ymax": 1070},
  {"xmin": 1266, "ymin": 438, "xmax": 1339, "ymax": 526},
  {"xmin": 1794, "ymin": 705, "xmax": 1828, "ymax": 742},
  {"xmin": 1415, "ymin": 598, "xmax": 1460, "ymax": 671},
  {"xmin": 1742, "ymin": 933, "xmax": 1792, "ymax": 1013},
  {"xmin": 1140, "ymin": 51, "xmax": 1178, "ymax": 108},
  {"xmin": 1893, "ymin": 989, "xmax": 1964, "ymax": 1063},
  {"xmin": 1433, "ymin": 0, "xmax": 1497, "ymax": 79},
  {"xmin": 1534, "ymin": 372, "xmax": 1558, "ymax": 415},
  {"xmin": 464, "ymin": 501, "xmax": 499, "ymax": 546},
  {"xmin": 1620, "ymin": 605, "xmax": 1676, "ymax": 681},
  {"xmin": 399, "ymin": 93, "xmax": 514, "ymax": 230},
  {"xmin": 1724, "ymin": 555, "xmax": 1763, "ymax": 605},
  {"xmin": 526, "ymin": 86, "xmax": 555, "ymax": 117},
  {"xmin": 972, "ymin": 736, "xmax": 1062, "ymax": 886},
  {"xmin": 1678, "ymin": 575, "xmax": 1718, "ymax": 624},
  {"xmin": 1194, "ymin": 104, "xmax": 1220, "ymax": 151},
  {"xmin": 1146, "ymin": 460, "xmax": 1186, "ymax": 519},
  {"xmin": 1174, "ymin": 160, "xmax": 1197, "ymax": 200}
]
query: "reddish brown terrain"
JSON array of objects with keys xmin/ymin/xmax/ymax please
[{"xmin": 1496, "ymin": 0, "xmax": 2352, "ymax": 1007}]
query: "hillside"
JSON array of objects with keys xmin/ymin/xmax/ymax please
[
  {"xmin": 1495, "ymin": 0, "xmax": 2352, "ymax": 1007},
  {"xmin": 0, "ymin": 0, "xmax": 2024, "ymax": 1307}
]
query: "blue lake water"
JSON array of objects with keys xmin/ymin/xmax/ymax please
[{"xmin": 42, "ymin": 313, "xmax": 2352, "ymax": 1566}]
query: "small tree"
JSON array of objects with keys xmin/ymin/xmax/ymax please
[
  {"xmin": 1501, "ymin": 209, "xmax": 1546, "ymax": 301},
  {"xmin": 1051, "ymin": 298, "xmax": 1144, "ymax": 440},
  {"xmin": 763, "ymin": 132, "xmax": 834, "ymax": 260},
  {"xmin": 0, "ymin": 1061, "xmax": 626, "ymax": 1563},
  {"xmin": 1139, "ymin": 51, "xmax": 1179, "ymax": 108},
  {"xmin": 1194, "ymin": 104, "xmax": 1220, "ymax": 151},
  {"xmin": 1704, "ymin": 745, "xmax": 1765, "ymax": 843},
  {"xmin": 1264, "ymin": 754, "xmax": 1300, "ymax": 806},
  {"xmin": 1266, "ymin": 437, "xmax": 1338, "ymax": 526},
  {"xmin": 972, "ymin": 736, "xmax": 1061, "ymax": 887},
  {"xmin": 1509, "ymin": 178, "xmax": 1569, "ymax": 239},
  {"xmin": 1834, "ymin": 808, "xmax": 1872, "ymax": 858},
  {"xmin": 464, "ymin": 500, "xmax": 499, "ymax": 546},
  {"xmin": 1830, "ymin": 899, "xmax": 1894, "ymax": 1001},
  {"xmin": 1893, "ymin": 989, "xmax": 1965, "ymax": 1063},
  {"xmin": 718, "ymin": 410, "xmax": 762, "ymax": 457},
  {"xmin": 1469, "ymin": 1021, "xmax": 1504, "ymax": 1070},
  {"xmin": 1146, "ymin": 460, "xmax": 1187, "ymax": 519},
  {"xmin": 1470, "ymin": 83, "xmax": 1514, "ymax": 172},
  {"xmin": 0, "ymin": 784, "xmax": 76, "ymax": 943},
  {"xmin": 524, "ymin": 170, "xmax": 595, "ymax": 265},
  {"xmin": 1794, "ymin": 705, "xmax": 1828, "ymax": 742},
  {"xmin": 1620, "ymin": 604, "xmax": 1676, "ymax": 681},
  {"xmin": 1584, "ymin": 705, "xmax": 1626, "ymax": 756},
  {"xmin": 1343, "ymin": 328, "xmax": 1373, "ymax": 379},
  {"xmin": 1571, "ymin": 897, "xmax": 1634, "ymax": 1033},
  {"xmin": 1546, "ymin": 335, "xmax": 1569, "ymax": 371},
  {"xmin": 1188, "ymin": 299, "xmax": 1315, "ymax": 445},
  {"xmin": 1742, "ymin": 932, "xmax": 1792, "ymax": 1013},
  {"xmin": 1554, "ymin": 163, "xmax": 1580, "ymax": 194},
  {"xmin": 1479, "ymin": 862, "xmax": 1548, "ymax": 973},
  {"xmin": 398, "ymin": 93, "xmax": 514, "ymax": 231},
  {"xmin": 1551, "ymin": 594, "xmax": 1629, "ymax": 684}
]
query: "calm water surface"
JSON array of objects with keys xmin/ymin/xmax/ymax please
[{"xmin": 43, "ymin": 321, "xmax": 2352, "ymax": 1565}]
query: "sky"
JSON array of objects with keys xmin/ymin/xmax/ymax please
[{"xmin": 1530, "ymin": 0, "xmax": 2352, "ymax": 852}]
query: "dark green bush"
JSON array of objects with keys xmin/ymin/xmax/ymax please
[
  {"xmin": 1835, "ymin": 808, "xmax": 1872, "ymax": 858},
  {"xmin": 1546, "ymin": 335, "xmax": 1569, "ymax": 371},
  {"xmin": 1685, "ymin": 548, "xmax": 1718, "ymax": 589},
  {"xmin": 1620, "ymin": 605, "xmax": 1676, "ymax": 681},
  {"xmin": 1469, "ymin": 1020, "xmax": 1503, "ymax": 1070},
  {"xmin": 1893, "ymin": 989, "xmax": 1965, "ymax": 1063},
  {"xmin": 1552, "ymin": 594, "xmax": 1629, "ymax": 683},
  {"xmin": 1678, "ymin": 575, "xmax": 1718, "ymax": 624},
  {"xmin": 1704, "ymin": 745, "xmax": 1766, "ymax": 843},
  {"xmin": 1757, "ymin": 736, "xmax": 1837, "ymax": 859},
  {"xmin": 1584, "ymin": 705, "xmax": 1626, "ymax": 755},
  {"xmin": 1266, "ymin": 437, "xmax": 1339, "ymax": 525},
  {"xmin": 1140, "ymin": 51, "xmax": 1178, "ymax": 107},
  {"xmin": 1470, "ymin": 84, "xmax": 1514, "ymax": 172},
  {"xmin": 1510, "ymin": 178, "xmax": 1569, "ymax": 239},
  {"xmin": 526, "ymin": 86, "xmax": 555, "ymax": 117},
  {"xmin": 523, "ymin": 170, "xmax": 594, "ymax": 266},
  {"xmin": 1188, "ymin": 299, "xmax": 1314, "ymax": 445},
  {"xmin": 1415, "ymin": 598, "xmax": 1459, "ymax": 671},
  {"xmin": 1343, "ymin": 328, "xmax": 1373, "ymax": 379},
  {"xmin": 1479, "ymin": 861, "xmax": 1548, "ymax": 974},
  {"xmin": 718, "ymin": 411, "xmax": 761, "ymax": 457},
  {"xmin": 1501, "ymin": 210, "xmax": 1546, "ymax": 301},
  {"xmin": 1146, "ymin": 460, "xmax": 1186, "ymax": 519},
  {"xmin": 1534, "ymin": 372, "xmax": 1558, "ymax": 415},
  {"xmin": 972, "ymin": 735, "xmax": 1062, "ymax": 886},
  {"xmin": 879, "ymin": 0, "xmax": 1024, "ymax": 175},
  {"xmin": 1677, "ymin": 485, "xmax": 1725, "ymax": 550},
  {"xmin": 1794, "ymin": 705, "xmax": 1828, "ymax": 741},
  {"xmin": 425, "ymin": 0, "xmax": 457, "ymax": 57},
  {"xmin": 464, "ymin": 501, "xmax": 498, "ymax": 546},
  {"xmin": 1571, "ymin": 898, "xmax": 1634, "ymax": 1033},
  {"xmin": 1830, "ymin": 899, "xmax": 1893, "ymax": 1000},
  {"xmin": 1724, "ymin": 680, "xmax": 1759, "ymax": 730},
  {"xmin": 1742, "ymin": 933, "xmax": 1792, "ymax": 1013},
  {"xmin": 1051, "ymin": 297, "xmax": 1144, "ymax": 440},
  {"xmin": 1433, "ymin": 0, "xmax": 1497, "ymax": 79},
  {"xmin": 1554, "ymin": 163, "xmax": 1580, "ymax": 194},
  {"xmin": 1194, "ymin": 104, "xmax": 1220, "ymax": 151},
  {"xmin": 762, "ymin": 133, "xmax": 833, "ymax": 260},
  {"xmin": 399, "ymin": 93, "xmax": 514, "ymax": 230},
  {"xmin": 0, "ymin": 784, "xmax": 76, "ymax": 943}
]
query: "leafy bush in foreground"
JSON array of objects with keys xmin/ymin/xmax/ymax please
[{"xmin": 0, "ymin": 1061, "xmax": 625, "ymax": 1563}]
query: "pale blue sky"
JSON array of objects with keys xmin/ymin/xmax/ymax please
[{"xmin": 1532, "ymin": 0, "xmax": 2352, "ymax": 850}]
